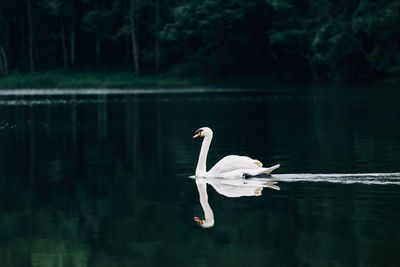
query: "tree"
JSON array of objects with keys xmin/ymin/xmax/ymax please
[
  {"xmin": 0, "ymin": 0, "xmax": 399, "ymax": 83},
  {"xmin": 41, "ymin": 0, "xmax": 75, "ymax": 68},
  {"xmin": 161, "ymin": 0, "xmax": 268, "ymax": 76},
  {"xmin": 129, "ymin": 0, "xmax": 140, "ymax": 74},
  {"xmin": 352, "ymin": 0, "xmax": 400, "ymax": 80},
  {"xmin": 0, "ymin": 1, "xmax": 10, "ymax": 76},
  {"xmin": 26, "ymin": 0, "xmax": 35, "ymax": 72},
  {"xmin": 82, "ymin": 0, "xmax": 117, "ymax": 64},
  {"xmin": 154, "ymin": 0, "xmax": 161, "ymax": 72},
  {"xmin": 267, "ymin": 0, "xmax": 400, "ymax": 82}
]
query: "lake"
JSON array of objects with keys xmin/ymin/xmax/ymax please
[{"xmin": 0, "ymin": 87, "xmax": 399, "ymax": 266}]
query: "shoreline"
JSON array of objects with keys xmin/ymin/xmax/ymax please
[{"xmin": 0, "ymin": 69, "xmax": 397, "ymax": 90}]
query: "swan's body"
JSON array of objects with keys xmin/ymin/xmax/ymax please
[{"xmin": 193, "ymin": 127, "xmax": 280, "ymax": 178}]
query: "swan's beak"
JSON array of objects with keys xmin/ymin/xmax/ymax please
[
  {"xmin": 193, "ymin": 132, "xmax": 201, "ymax": 138},
  {"xmin": 194, "ymin": 216, "xmax": 203, "ymax": 225}
]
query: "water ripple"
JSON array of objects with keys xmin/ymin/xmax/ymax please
[
  {"xmin": 273, "ymin": 173, "xmax": 400, "ymax": 185},
  {"xmin": 0, "ymin": 88, "xmax": 253, "ymax": 96}
]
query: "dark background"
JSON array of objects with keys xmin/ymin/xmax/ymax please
[{"xmin": 0, "ymin": 0, "xmax": 399, "ymax": 83}]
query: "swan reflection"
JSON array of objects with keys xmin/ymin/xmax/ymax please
[{"xmin": 193, "ymin": 177, "xmax": 280, "ymax": 228}]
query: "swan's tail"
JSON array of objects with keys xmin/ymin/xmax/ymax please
[
  {"xmin": 264, "ymin": 164, "xmax": 280, "ymax": 174},
  {"xmin": 242, "ymin": 164, "xmax": 280, "ymax": 179}
]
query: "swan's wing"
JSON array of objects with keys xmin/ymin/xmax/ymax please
[{"xmin": 208, "ymin": 155, "xmax": 262, "ymax": 175}]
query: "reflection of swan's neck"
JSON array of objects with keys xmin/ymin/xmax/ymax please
[
  {"xmin": 196, "ymin": 134, "xmax": 212, "ymax": 176},
  {"xmin": 196, "ymin": 179, "xmax": 214, "ymax": 228}
]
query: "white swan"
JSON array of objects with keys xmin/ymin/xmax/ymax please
[
  {"xmin": 193, "ymin": 177, "xmax": 280, "ymax": 228},
  {"xmin": 193, "ymin": 127, "xmax": 280, "ymax": 178}
]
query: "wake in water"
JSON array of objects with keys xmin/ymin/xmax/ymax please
[
  {"xmin": 189, "ymin": 173, "xmax": 400, "ymax": 185},
  {"xmin": 271, "ymin": 173, "xmax": 400, "ymax": 185}
]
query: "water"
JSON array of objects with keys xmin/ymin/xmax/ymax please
[{"xmin": 0, "ymin": 87, "xmax": 399, "ymax": 266}]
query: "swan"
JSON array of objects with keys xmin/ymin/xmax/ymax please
[
  {"xmin": 193, "ymin": 177, "xmax": 280, "ymax": 228},
  {"xmin": 193, "ymin": 127, "xmax": 280, "ymax": 178}
]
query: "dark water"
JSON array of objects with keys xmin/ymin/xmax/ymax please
[{"xmin": 0, "ymin": 87, "xmax": 399, "ymax": 267}]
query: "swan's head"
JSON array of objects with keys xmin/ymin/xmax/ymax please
[
  {"xmin": 193, "ymin": 127, "xmax": 213, "ymax": 139},
  {"xmin": 194, "ymin": 216, "xmax": 214, "ymax": 228}
]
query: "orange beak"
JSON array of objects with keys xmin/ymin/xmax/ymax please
[
  {"xmin": 193, "ymin": 132, "xmax": 201, "ymax": 138},
  {"xmin": 194, "ymin": 217, "xmax": 203, "ymax": 224}
]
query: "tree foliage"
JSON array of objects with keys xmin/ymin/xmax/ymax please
[{"xmin": 0, "ymin": 0, "xmax": 399, "ymax": 82}]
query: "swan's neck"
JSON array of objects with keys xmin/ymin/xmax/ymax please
[
  {"xmin": 196, "ymin": 179, "xmax": 214, "ymax": 227},
  {"xmin": 196, "ymin": 134, "xmax": 212, "ymax": 176}
]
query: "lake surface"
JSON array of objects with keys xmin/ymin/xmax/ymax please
[{"xmin": 0, "ymin": 87, "xmax": 399, "ymax": 266}]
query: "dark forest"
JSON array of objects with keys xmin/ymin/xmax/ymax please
[{"xmin": 0, "ymin": 0, "xmax": 399, "ymax": 83}]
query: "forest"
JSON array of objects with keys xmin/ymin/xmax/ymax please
[{"xmin": 0, "ymin": 0, "xmax": 399, "ymax": 84}]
